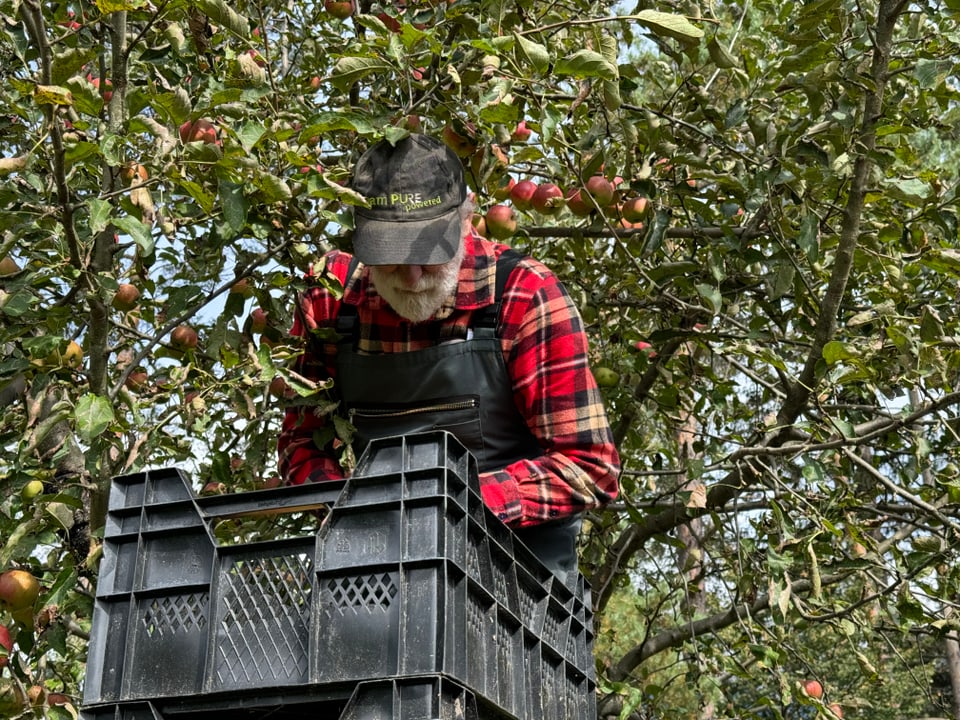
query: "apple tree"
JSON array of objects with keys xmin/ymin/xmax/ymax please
[{"xmin": 0, "ymin": 0, "xmax": 959, "ymax": 718}]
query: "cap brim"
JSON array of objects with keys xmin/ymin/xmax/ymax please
[{"xmin": 353, "ymin": 209, "xmax": 462, "ymax": 265}]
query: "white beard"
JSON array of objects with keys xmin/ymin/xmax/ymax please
[{"xmin": 369, "ymin": 240, "xmax": 465, "ymax": 323}]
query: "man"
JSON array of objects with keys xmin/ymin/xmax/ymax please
[{"xmin": 278, "ymin": 133, "xmax": 620, "ymax": 583}]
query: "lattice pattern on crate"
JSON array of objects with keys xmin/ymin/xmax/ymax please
[
  {"xmin": 322, "ymin": 572, "xmax": 398, "ymax": 614},
  {"xmin": 215, "ymin": 553, "xmax": 312, "ymax": 684},
  {"xmin": 491, "ymin": 552, "xmax": 510, "ymax": 602},
  {"xmin": 467, "ymin": 533, "xmax": 482, "ymax": 582},
  {"xmin": 142, "ymin": 592, "xmax": 208, "ymax": 638},
  {"xmin": 517, "ymin": 580, "xmax": 541, "ymax": 628},
  {"xmin": 466, "ymin": 591, "xmax": 487, "ymax": 638},
  {"xmin": 541, "ymin": 605, "xmax": 567, "ymax": 650}
]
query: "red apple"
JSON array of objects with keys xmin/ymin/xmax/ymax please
[
  {"xmin": 565, "ymin": 188, "xmax": 593, "ymax": 217},
  {"xmin": 250, "ymin": 308, "xmax": 268, "ymax": 334},
  {"xmin": 634, "ymin": 341, "xmax": 657, "ymax": 357},
  {"xmin": 179, "ymin": 118, "xmax": 219, "ymax": 145},
  {"xmin": 621, "ymin": 195, "xmax": 649, "ymax": 223},
  {"xmin": 484, "ymin": 204, "xmax": 517, "ymax": 240},
  {"xmin": 0, "ymin": 256, "xmax": 20, "ymax": 276},
  {"xmin": 48, "ymin": 692, "xmax": 71, "ymax": 707},
  {"xmin": 531, "ymin": 182, "xmax": 564, "ymax": 215},
  {"xmin": 585, "ymin": 175, "xmax": 614, "ymax": 206},
  {"xmin": 802, "ymin": 679, "xmax": 823, "ymax": 700},
  {"xmin": 0, "ymin": 625, "xmax": 11, "ymax": 668},
  {"xmin": 510, "ymin": 120, "xmax": 532, "ymax": 143},
  {"xmin": 229, "ymin": 278, "xmax": 253, "ymax": 297},
  {"xmin": 509, "ymin": 179, "xmax": 538, "ymax": 211},
  {"xmin": 170, "ymin": 324, "xmax": 199, "ymax": 350},
  {"xmin": 124, "ymin": 367, "xmax": 150, "ymax": 392},
  {"xmin": 324, "ymin": 0, "xmax": 355, "ymax": 18},
  {"xmin": 269, "ymin": 376, "xmax": 296, "ymax": 399},
  {"xmin": 112, "ymin": 283, "xmax": 140, "ymax": 311},
  {"xmin": 441, "ymin": 122, "xmax": 477, "ymax": 158},
  {"xmin": 827, "ymin": 704, "xmax": 843, "ymax": 718},
  {"xmin": 0, "ymin": 570, "xmax": 40, "ymax": 613},
  {"xmin": 88, "ymin": 75, "xmax": 113, "ymax": 101},
  {"xmin": 400, "ymin": 113, "xmax": 422, "ymax": 133}
]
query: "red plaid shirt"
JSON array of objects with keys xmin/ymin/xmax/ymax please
[{"xmin": 277, "ymin": 231, "xmax": 620, "ymax": 527}]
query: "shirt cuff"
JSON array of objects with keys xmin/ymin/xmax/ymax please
[{"xmin": 479, "ymin": 470, "xmax": 523, "ymax": 525}]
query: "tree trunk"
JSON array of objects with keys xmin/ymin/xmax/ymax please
[{"xmin": 945, "ymin": 630, "xmax": 960, "ymax": 720}]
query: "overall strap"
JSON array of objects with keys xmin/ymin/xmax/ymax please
[
  {"xmin": 334, "ymin": 255, "xmax": 363, "ymax": 339},
  {"xmin": 473, "ymin": 248, "xmax": 525, "ymax": 334}
]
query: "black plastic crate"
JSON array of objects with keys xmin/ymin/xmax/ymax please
[{"xmin": 81, "ymin": 431, "xmax": 596, "ymax": 720}]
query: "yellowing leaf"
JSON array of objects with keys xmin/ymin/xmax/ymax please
[
  {"xmin": 95, "ymin": 0, "xmax": 147, "ymax": 13},
  {"xmin": 33, "ymin": 84, "xmax": 74, "ymax": 106}
]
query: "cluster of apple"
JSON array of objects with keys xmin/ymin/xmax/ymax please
[
  {"xmin": 474, "ymin": 173, "xmax": 651, "ymax": 241},
  {"xmin": 439, "ymin": 120, "xmax": 652, "ymax": 241},
  {"xmin": 802, "ymin": 679, "xmax": 844, "ymax": 718},
  {"xmin": 322, "ymin": 0, "xmax": 452, "ymax": 28}
]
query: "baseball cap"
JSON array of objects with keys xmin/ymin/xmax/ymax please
[{"xmin": 350, "ymin": 134, "xmax": 468, "ymax": 266}]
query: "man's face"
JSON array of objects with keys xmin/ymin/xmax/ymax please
[{"xmin": 368, "ymin": 238, "xmax": 465, "ymax": 323}]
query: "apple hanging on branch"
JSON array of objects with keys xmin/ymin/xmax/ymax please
[
  {"xmin": 179, "ymin": 118, "xmax": 220, "ymax": 146},
  {"xmin": 170, "ymin": 324, "xmax": 199, "ymax": 351},
  {"xmin": 531, "ymin": 182, "xmax": 564, "ymax": 215},
  {"xmin": 484, "ymin": 204, "xmax": 517, "ymax": 240}
]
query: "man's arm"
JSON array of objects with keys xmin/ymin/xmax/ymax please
[
  {"xmin": 277, "ymin": 252, "xmax": 352, "ymax": 485},
  {"xmin": 479, "ymin": 257, "xmax": 621, "ymax": 528}
]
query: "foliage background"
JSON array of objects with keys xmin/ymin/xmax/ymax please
[{"xmin": 0, "ymin": 0, "xmax": 959, "ymax": 717}]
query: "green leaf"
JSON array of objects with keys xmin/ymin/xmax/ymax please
[
  {"xmin": 631, "ymin": 10, "xmax": 705, "ymax": 43},
  {"xmin": 769, "ymin": 261, "xmax": 795, "ymax": 300},
  {"xmin": 220, "ymin": 181, "xmax": 248, "ymax": 236},
  {"xmin": 920, "ymin": 248, "xmax": 960, "ymax": 277},
  {"xmin": 237, "ymin": 122, "xmax": 268, "ymax": 153},
  {"xmin": 797, "ymin": 211, "xmax": 820, "ymax": 264},
  {"xmin": 707, "ymin": 37, "xmax": 738, "ymax": 68},
  {"xmin": 151, "ymin": 87, "xmax": 192, "ymax": 125},
  {"xmin": 113, "ymin": 216, "xmax": 155, "ymax": 256},
  {"xmin": 330, "ymin": 57, "xmax": 392, "ymax": 93},
  {"xmin": 193, "ymin": 0, "xmax": 250, "ymax": 36},
  {"xmin": 822, "ymin": 340, "xmax": 859, "ymax": 364},
  {"xmin": 87, "ymin": 198, "xmax": 112, "ymax": 235},
  {"xmin": 45, "ymin": 502, "xmax": 75, "ymax": 532},
  {"xmin": 513, "ymin": 33, "xmax": 550, "ymax": 74},
  {"xmin": 51, "ymin": 48, "xmax": 96, "ymax": 86},
  {"xmin": 915, "ymin": 59, "xmax": 949, "ymax": 89},
  {"xmin": 554, "ymin": 50, "xmax": 617, "ymax": 80},
  {"xmin": 695, "ymin": 283, "xmax": 722, "ymax": 314},
  {"xmin": 256, "ymin": 174, "xmax": 293, "ymax": 202},
  {"xmin": 74, "ymin": 393, "xmax": 115, "ymax": 442}
]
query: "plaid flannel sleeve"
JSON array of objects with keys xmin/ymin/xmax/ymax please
[
  {"xmin": 478, "ymin": 257, "xmax": 621, "ymax": 527},
  {"xmin": 276, "ymin": 252, "xmax": 351, "ymax": 485}
]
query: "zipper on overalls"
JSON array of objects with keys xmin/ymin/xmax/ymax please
[{"xmin": 349, "ymin": 398, "xmax": 479, "ymax": 420}]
